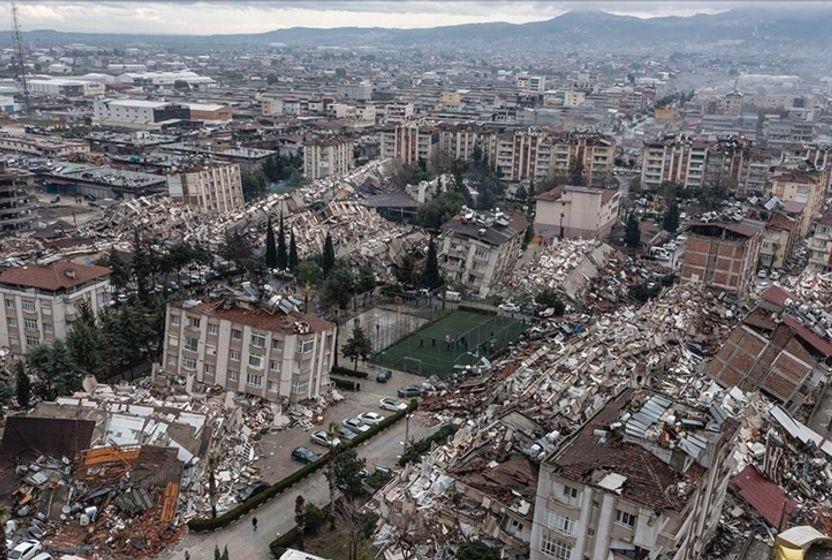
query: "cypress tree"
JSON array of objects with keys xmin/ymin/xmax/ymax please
[
  {"xmin": 420, "ymin": 238, "xmax": 442, "ymax": 289},
  {"xmin": 277, "ymin": 214, "xmax": 288, "ymax": 269},
  {"xmin": 288, "ymin": 229, "xmax": 299, "ymax": 272},
  {"xmin": 322, "ymin": 233, "xmax": 336, "ymax": 276},
  {"xmin": 265, "ymin": 216, "xmax": 277, "ymax": 269}
]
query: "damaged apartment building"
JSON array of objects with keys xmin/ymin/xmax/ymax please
[
  {"xmin": 529, "ymin": 389, "xmax": 737, "ymax": 560},
  {"xmin": 160, "ymin": 285, "xmax": 336, "ymax": 403}
]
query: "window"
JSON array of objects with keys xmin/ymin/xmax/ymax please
[
  {"xmin": 167, "ymin": 355, "xmax": 178, "ymax": 366},
  {"xmin": 170, "ymin": 315, "xmax": 180, "ymax": 326},
  {"xmin": 187, "ymin": 316, "xmax": 200, "ymax": 329},
  {"xmin": 615, "ymin": 510, "xmax": 636, "ymax": 527},
  {"xmin": 540, "ymin": 536, "xmax": 572, "ymax": 560},
  {"xmin": 231, "ymin": 329, "xmax": 242, "ymax": 340},
  {"xmin": 269, "ymin": 359, "xmax": 280, "ymax": 371},
  {"xmin": 271, "ymin": 338, "xmax": 283, "ymax": 350},
  {"xmin": 169, "ymin": 336, "xmax": 179, "ymax": 347},
  {"xmin": 43, "ymin": 323, "xmax": 54, "ymax": 335},
  {"xmin": 207, "ymin": 323, "xmax": 219, "ymax": 335},
  {"xmin": 561, "ymin": 485, "xmax": 579, "ymax": 504},
  {"xmin": 268, "ymin": 382, "xmax": 278, "ymax": 392},
  {"xmin": 292, "ymin": 379, "xmax": 309, "ymax": 395},
  {"xmin": 7, "ymin": 317, "xmax": 16, "ymax": 327},
  {"xmin": 182, "ymin": 356, "xmax": 197, "ymax": 370},
  {"xmin": 544, "ymin": 510, "xmax": 575, "ymax": 536},
  {"xmin": 205, "ymin": 344, "xmax": 216, "ymax": 356},
  {"xmin": 21, "ymin": 300, "xmax": 35, "ymax": 312},
  {"xmin": 184, "ymin": 337, "xmax": 199, "ymax": 352},
  {"xmin": 205, "ymin": 364, "xmax": 216, "ymax": 375},
  {"xmin": 41, "ymin": 306, "xmax": 51, "ymax": 316},
  {"xmin": 248, "ymin": 355, "xmax": 263, "ymax": 369},
  {"xmin": 250, "ymin": 333, "xmax": 266, "ymax": 348},
  {"xmin": 301, "ymin": 340, "xmax": 315, "ymax": 353},
  {"xmin": 24, "ymin": 318, "xmax": 38, "ymax": 332},
  {"xmin": 4, "ymin": 299, "xmax": 13, "ymax": 308},
  {"xmin": 230, "ymin": 350, "xmax": 241, "ymax": 361},
  {"xmin": 246, "ymin": 372, "xmax": 263, "ymax": 388},
  {"xmin": 228, "ymin": 369, "xmax": 238, "ymax": 381}
]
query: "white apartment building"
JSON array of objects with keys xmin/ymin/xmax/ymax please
[
  {"xmin": 0, "ymin": 261, "xmax": 111, "ymax": 359},
  {"xmin": 379, "ymin": 123, "xmax": 439, "ymax": 167},
  {"xmin": 302, "ymin": 136, "xmax": 355, "ymax": 180},
  {"xmin": 161, "ymin": 298, "xmax": 336, "ymax": 403},
  {"xmin": 439, "ymin": 209, "xmax": 529, "ymax": 298},
  {"xmin": 383, "ymin": 102, "xmax": 415, "ymax": 124},
  {"xmin": 534, "ymin": 185, "xmax": 620, "ymax": 240},
  {"xmin": 167, "ymin": 161, "xmax": 245, "ymax": 214},
  {"xmin": 438, "ymin": 126, "xmax": 483, "ymax": 162},
  {"xmin": 530, "ymin": 389, "xmax": 737, "ymax": 560}
]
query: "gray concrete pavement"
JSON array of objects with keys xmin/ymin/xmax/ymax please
[{"xmin": 162, "ymin": 405, "xmax": 433, "ymax": 560}]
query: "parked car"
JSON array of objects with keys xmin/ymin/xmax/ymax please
[
  {"xmin": 397, "ymin": 385, "xmax": 423, "ymax": 398},
  {"xmin": 358, "ymin": 411, "xmax": 385, "ymax": 426},
  {"xmin": 9, "ymin": 541, "xmax": 42, "ymax": 560},
  {"xmin": 30, "ymin": 554, "xmax": 52, "ymax": 560},
  {"xmin": 498, "ymin": 302, "xmax": 520, "ymax": 313},
  {"xmin": 376, "ymin": 369, "xmax": 392, "ymax": 383},
  {"xmin": 291, "ymin": 446, "xmax": 321, "ymax": 464},
  {"xmin": 342, "ymin": 417, "xmax": 371, "ymax": 433},
  {"xmin": 379, "ymin": 397, "xmax": 407, "ymax": 412},
  {"xmin": 337, "ymin": 425, "xmax": 359, "ymax": 442},
  {"xmin": 310, "ymin": 430, "xmax": 341, "ymax": 448},
  {"xmin": 234, "ymin": 480, "xmax": 269, "ymax": 503}
]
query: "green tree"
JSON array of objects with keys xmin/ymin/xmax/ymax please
[
  {"xmin": 297, "ymin": 259, "xmax": 321, "ymax": 285},
  {"xmin": 322, "ymin": 233, "xmax": 336, "ymax": 277},
  {"xmin": 625, "ymin": 213, "xmax": 641, "ymax": 255},
  {"xmin": 663, "ymin": 203, "xmax": 680, "ymax": 233},
  {"xmin": 294, "ymin": 495, "xmax": 307, "ymax": 551},
  {"xmin": 265, "ymin": 216, "xmax": 277, "ymax": 270},
  {"xmin": 570, "ymin": 159, "xmax": 585, "ymax": 186},
  {"xmin": 320, "ymin": 264, "xmax": 355, "ymax": 309},
  {"xmin": 213, "ymin": 545, "xmax": 229, "ymax": 560},
  {"xmin": 131, "ymin": 228, "xmax": 153, "ymax": 300},
  {"xmin": 106, "ymin": 248, "xmax": 131, "ymax": 293},
  {"xmin": 456, "ymin": 541, "xmax": 499, "ymax": 560},
  {"xmin": 220, "ymin": 231, "xmax": 262, "ymax": 279},
  {"xmin": 277, "ymin": 214, "xmax": 288, "ymax": 270},
  {"xmin": 416, "ymin": 191, "xmax": 463, "ymax": 229},
  {"xmin": 420, "ymin": 238, "xmax": 442, "ymax": 290},
  {"xmin": 66, "ymin": 300, "xmax": 111, "ymax": 378},
  {"xmin": 241, "ymin": 170, "xmax": 267, "ymax": 201},
  {"xmin": 330, "ymin": 448, "xmax": 369, "ymax": 560},
  {"xmin": 288, "ymin": 229, "xmax": 299, "ymax": 272},
  {"xmin": 342, "ymin": 322, "xmax": 373, "ymax": 371},
  {"xmin": 357, "ymin": 264, "xmax": 375, "ymax": 293},
  {"xmin": 27, "ymin": 339, "xmax": 79, "ymax": 400},
  {"xmin": 333, "ymin": 447, "xmax": 366, "ymax": 498},
  {"xmin": 14, "ymin": 361, "xmax": 30, "ymax": 409}
]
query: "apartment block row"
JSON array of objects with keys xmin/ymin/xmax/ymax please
[
  {"xmin": 167, "ymin": 161, "xmax": 246, "ymax": 214},
  {"xmin": 302, "ymin": 135, "xmax": 355, "ymax": 180},
  {"xmin": 380, "ymin": 123, "xmax": 615, "ymax": 185},
  {"xmin": 640, "ymin": 134, "xmax": 770, "ymax": 196}
]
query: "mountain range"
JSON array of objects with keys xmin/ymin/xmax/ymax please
[{"xmin": 3, "ymin": 9, "xmax": 832, "ymax": 49}]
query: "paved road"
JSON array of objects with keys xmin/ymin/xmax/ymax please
[{"xmin": 161, "ymin": 411, "xmax": 432, "ymax": 560}]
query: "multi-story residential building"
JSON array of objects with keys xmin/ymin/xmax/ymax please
[
  {"xmin": 161, "ymin": 297, "xmax": 336, "ymax": 402},
  {"xmin": 680, "ymin": 219, "xmax": 764, "ymax": 297},
  {"xmin": 0, "ymin": 169, "xmax": 37, "ymax": 234},
  {"xmin": 533, "ymin": 185, "xmax": 620, "ymax": 240},
  {"xmin": 0, "ymin": 133, "xmax": 90, "ymax": 158},
  {"xmin": 759, "ymin": 212, "xmax": 799, "ymax": 270},
  {"xmin": 383, "ymin": 102, "xmax": 415, "ymax": 124},
  {"xmin": 302, "ymin": 136, "xmax": 355, "ymax": 180},
  {"xmin": 438, "ymin": 124, "xmax": 483, "ymax": 162},
  {"xmin": 0, "ymin": 261, "xmax": 111, "ymax": 359},
  {"xmin": 807, "ymin": 208, "xmax": 832, "ymax": 271},
  {"xmin": 438, "ymin": 209, "xmax": 528, "ymax": 298},
  {"xmin": 167, "ymin": 161, "xmax": 245, "ymax": 214},
  {"xmin": 379, "ymin": 123, "xmax": 439, "ymax": 167},
  {"xmin": 779, "ymin": 143, "xmax": 832, "ymax": 190},
  {"xmin": 530, "ymin": 389, "xmax": 737, "ymax": 560},
  {"xmin": 769, "ymin": 167, "xmax": 829, "ymax": 236}
]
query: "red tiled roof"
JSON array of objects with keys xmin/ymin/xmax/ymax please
[
  {"xmin": 760, "ymin": 285, "xmax": 797, "ymax": 308},
  {"xmin": 783, "ymin": 315, "xmax": 832, "ymax": 358},
  {"xmin": 0, "ymin": 261, "xmax": 110, "ymax": 291},
  {"xmin": 732, "ymin": 465, "xmax": 796, "ymax": 527}
]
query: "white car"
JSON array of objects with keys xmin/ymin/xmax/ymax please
[
  {"xmin": 342, "ymin": 417, "xmax": 371, "ymax": 433},
  {"xmin": 358, "ymin": 412, "xmax": 385, "ymax": 426},
  {"xmin": 379, "ymin": 397, "xmax": 407, "ymax": 412},
  {"xmin": 9, "ymin": 541, "xmax": 42, "ymax": 560},
  {"xmin": 31, "ymin": 554, "xmax": 53, "ymax": 560},
  {"xmin": 309, "ymin": 430, "xmax": 341, "ymax": 448},
  {"xmin": 498, "ymin": 302, "xmax": 520, "ymax": 313}
]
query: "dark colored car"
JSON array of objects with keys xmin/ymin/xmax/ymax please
[
  {"xmin": 376, "ymin": 369, "xmax": 392, "ymax": 383},
  {"xmin": 233, "ymin": 480, "xmax": 269, "ymax": 503},
  {"xmin": 337, "ymin": 425, "xmax": 358, "ymax": 442},
  {"xmin": 397, "ymin": 385, "xmax": 423, "ymax": 398},
  {"xmin": 291, "ymin": 446, "xmax": 322, "ymax": 464}
]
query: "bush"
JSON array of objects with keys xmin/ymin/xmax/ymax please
[
  {"xmin": 190, "ymin": 402, "xmax": 417, "ymax": 533},
  {"xmin": 332, "ymin": 377, "xmax": 361, "ymax": 391},
  {"xmin": 304, "ymin": 503, "xmax": 327, "ymax": 535},
  {"xmin": 331, "ymin": 366, "xmax": 369, "ymax": 379},
  {"xmin": 398, "ymin": 424, "xmax": 457, "ymax": 466}
]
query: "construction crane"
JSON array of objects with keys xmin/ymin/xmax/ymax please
[{"xmin": 10, "ymin": 0, "xmax": 30, "ymax": 114}]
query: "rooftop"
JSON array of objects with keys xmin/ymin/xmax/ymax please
[
  {"xmin": 175, "ymin": 298, "xmax": 335, "ymax": 335},
  {"xmin": 0, "ymin": 260, "xmax": 110, "ymax": 291},
  {"xmin": 442, "ymin": 208, "xmax": 528, "ymax": 247}
]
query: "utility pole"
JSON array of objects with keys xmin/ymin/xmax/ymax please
[{"xmin": 10, "ymin": 0, "xmax": 30, "ymax": 114}]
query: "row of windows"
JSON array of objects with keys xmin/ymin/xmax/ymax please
[
  {"xmin": 172, "ymin": 315, "xmax": 293, "ymax": 351},
  {"xmin": 540, "ymin": 536, "xmax": 572, "ymax": 560}
]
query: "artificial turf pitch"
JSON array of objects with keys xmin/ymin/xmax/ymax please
[{"xmin": 370, "ymin": 309, "xmax": 526, "ymax": 376}]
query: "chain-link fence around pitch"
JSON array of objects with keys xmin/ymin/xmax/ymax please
[{"xmin": 369, "ymin": 309, "xmax": 527, "ymax": 377}]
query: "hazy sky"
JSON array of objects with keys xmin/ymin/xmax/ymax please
[{"xmin": 4, "ymin": 1, "xmax": 822, "ymax": 35}]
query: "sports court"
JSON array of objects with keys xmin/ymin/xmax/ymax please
[{"xmin": 370, "ymin": 309, "xmax": 527, "ymax": 377}]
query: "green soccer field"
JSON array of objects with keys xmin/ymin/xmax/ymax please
[{"xmin": 370, "ymin": 309, "xmax": 527, "ymax": 377}]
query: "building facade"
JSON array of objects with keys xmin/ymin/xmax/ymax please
[
  {"xmin": 530, "ymin": 389, "xmax": 737, "ymax": 560},
  {"xmin": 302, "ymin": 136, "xmax": 355, "ymax": 180},
  {"xmin": 379, "ymin": 123, "xmax": 439, "ymax": 167},
  {"xmin": 0, "ymin": 170, "xmax": 37, "ymax": 234},
  {"xmin": 769, "ymin": 167, "xmax": 829, "ymax": 237},
  {"xmin": 0, "ymin": 261, "xmax": 111, "ymax": 359},
  {"xmin": 534, "ymin": 185, "xmax": 620, "ymax": 240},
  {"xmin": 680, "ymin": 220, "xmax": 764, "ymax": 297},
  {"xmin": 438, "ymin": 209, "xmax": 529, "ymax": 298},
  {"xmin": 167, "ymin": 162, "xmax": 245, "ymax": 214},
  {"xmin": 161, "ymin": 299, "xmax": 336, "ymax": 403}
]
